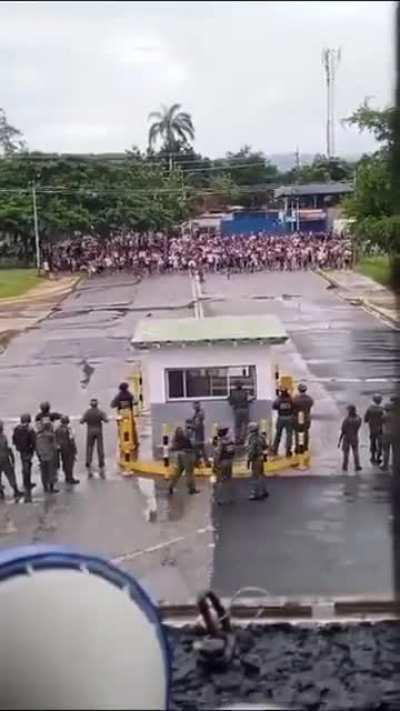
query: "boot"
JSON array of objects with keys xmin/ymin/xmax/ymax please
[
  {"xmin": 87, "ymin": 466, "xmax": 93, "ymax": 479},
  {"xmin": 99, "ymin": 468, "xmax": 106, "ymax": 480},
  {"xmin": 188, "ymin": 487, "xmax": 200, "ymax": 495},
  {"xmin": 49, "ymin": 483, "xmax": 59, "ymax": 494},
  {"xmin": 0, "ymin": 486, "xmax": 5, "ymax": 500},
  {"xmin": 24, "ymin": 492, "xmax": 32, "ymax": 503},
  {"xmin": 14, "ymin": 489, "xmax": 23, "ymax": 501}
]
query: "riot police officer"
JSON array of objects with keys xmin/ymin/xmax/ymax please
[
  {"xmin": 246, "ymin": 422, "xmax": 269, "ymax": 501},
  {"xmin": 293, "ymin": 383, "xmax": 314, "ymax": 453},
  {"xmin": 55, "ymin": 416, "xmax": 80, "ymax": 485},
  {"xmin": 213, "ymin": 426, "xmax": 235, "ymax": 505},
  {"xmin": 364, "ymin": 394, "xmax": 384, "ymax": 465},
  {"xmin": 12, "ymin": 414, "xmax": 36, "ymax": 502},
  {"xmin": 0, "ymin": 420, "xmax": 23, "ymax": 501},
  {"xmin": 339, "ymin": 404, "xmax": 362, "ymax": 473},
  {"xmin": 168, "ymin": 420, "xmax": 198, "ymax": 496},
  {"xmin": 272, "ymin": 388, "xmax": 294, "ymax": 457}
]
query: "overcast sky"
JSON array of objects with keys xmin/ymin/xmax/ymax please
[{"xmin": 0, "ymin": 1, "xmax": 395, "ymax": 158}]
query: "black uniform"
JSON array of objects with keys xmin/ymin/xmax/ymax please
[
  {"xmin": 272, "ymin": 393, "xmax": 294, "ymax": 456},
  {"xmin": 364, "ymin": 403, "xmax": 384, "ymax": 464},
  {"xmin": 110, "ymin": 389, "xmax": 135, "ymax": 411},
  {"xmin": 340, "ymin": 413, "xmax": 362, "ymax": 471},
  {"xmin": 12, "ymin": 424, "xmax": 36, "ymax": 498},
  {"xmin": 293, "ymin": 392, "xmax": 314, "ymax": 452}
]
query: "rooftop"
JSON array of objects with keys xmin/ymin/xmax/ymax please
[
  {"xmin": 131, "ymin": 315, "xmax": 288, "ymax": 349},
  {"xmin": 274, "ymin": 182, "xmax": 353, "ymax": 198}
]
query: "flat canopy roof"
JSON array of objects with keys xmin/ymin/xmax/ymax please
[
  {"xmin": 274, "ymin": 181, "xmax": 353, "ymax": 198},
  {"xmin": 131, "ymin": 315, "xmax": 288, "ymax": 349}
]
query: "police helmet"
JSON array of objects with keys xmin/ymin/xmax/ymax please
[
  {"xmin": 119, "ymin": 382, "xmax": 129, "ymax": 391},
  {"xmin": 61, "ymin": 415, "xmax": 70, "ymax": 425},
  {"xmin": 20, "ymin": 414, "xmax": 31, "ymax": 424},
  {"xmin": 347, "ymin": 404, "xmax": 357, "ymax": 416},
  {"xmin": 248, "ymin": 422, "xmax": 259, "ymax": 433},
  {"xmin": 385, "ymin": 402, "xmax": 393, "ymax": 411},
  {"xmin": 185, "ymin": 418, "xmax": 193, "ymax": 427},
  {"xmin": 90, "ymin": 398, "xmax": 98, "ymax": 407},
  {"xmin": 217, "ymin": 427, "xmax": 229, "ymax": 437},
  {"xmin": 40, "ymin": 401, "xmax": 50, "ymax": 412},
  {"xmin": 373, "ymin": 394, "xmax": 383, "ymax": 405},
  {"xmin": 298, "ymin": 383, "xmax": 307, "ymax": 393}
]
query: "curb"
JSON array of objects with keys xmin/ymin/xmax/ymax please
[
  {"xmin": 0, "ymin": 276, "xmax": 81, "ymax": 307},
  {"xmin": 317, "ymin": 270, "xmax": 400, "ymax": 327},
  {"xmin": 160, "ymin": 596, "xmax": 400, "ymax": 622}
]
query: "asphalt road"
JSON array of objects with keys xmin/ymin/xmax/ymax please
[
  {"xmin": 0, "ymin": 269, "xmax": 398, "ymax": 603},
  {"xmin": 202, "ymin": 270, "xmax": 399, "ymax": 598}
]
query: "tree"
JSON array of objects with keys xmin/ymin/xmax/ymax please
[
  {"xmin": 0, "ymin": 108, "xmax": 26, "ymax": 156},
  {"xmin": 148, "ymin": 104, "xmax": 195, "ymax": 166},
  {"xmin": 283, "ymin": 154, "xmax": 354, "ymax": 184},
  {"xmin": 342, "ymin": 100, "xmax": 400, "ymax": 253},
  {"xmin": 342, "ymin": 99, "xmax": 393, "ymax": 153}
]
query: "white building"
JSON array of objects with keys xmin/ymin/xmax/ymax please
[{"xmin": 131, "ymin": 315, "xmax": 288, "ymax": 458}]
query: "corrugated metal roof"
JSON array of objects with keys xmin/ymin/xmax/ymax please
[
  {"xmin": 131, "ymin": 315, "xmax": 288, "ymax": 348},
  {"xmin": 274, "ymin": 182, "xmax": 353, "ymax": 198}
]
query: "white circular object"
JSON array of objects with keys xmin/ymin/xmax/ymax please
[{"xmin": 0, "ymin": 546, "xmax": 170, "ymax": 710}]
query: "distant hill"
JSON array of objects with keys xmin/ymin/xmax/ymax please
[{"xmin": 269, "ymin": 153, "xmax": 363, "ymax": 171}]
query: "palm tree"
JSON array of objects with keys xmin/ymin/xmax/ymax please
[{"xmin": 148, "ymin": 103, "xmax": 195, "ymax": 170}]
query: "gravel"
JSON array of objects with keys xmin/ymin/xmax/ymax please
[{"xmin": 167, "ymin": 621, "xmax": 400, "ymax": 710}]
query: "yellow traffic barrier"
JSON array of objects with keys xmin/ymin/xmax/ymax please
[
  {"xmin": 120, "ymin": 451, "xmax": 311, "ymax": 480},
  {"xmin": 118, "ymin": 408, "xmax": 139, "ymax": 468},
  {"xmin": 279, "ymin": 374, "xmax": 295, "ymax": 396}
]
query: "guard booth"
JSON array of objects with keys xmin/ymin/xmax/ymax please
[{"xmin": 130, "ymin": 314, "xmax": 288, "ymax": 461}]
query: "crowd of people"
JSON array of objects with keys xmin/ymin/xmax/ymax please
[
  {"xmin": 0, "ymin": 385, "xmax": 135, "ymax": 503},
  {"xmin": 43, "ymin": 231, "xmax": 353, "ymax": 276}
]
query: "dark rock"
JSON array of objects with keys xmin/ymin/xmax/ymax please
[
  {"xmin": 236, "ymin": 628, "xmax": 254, "ymax": 652},
  {"xmin": 241, "ymin": 653, "xmax": 262, "ymax": 676},
  {"xmin": 173, "ymin": 658, "xmax": 197, "ymax": 684},
  {"xmin": 213, "ymin": 671, "xmax": 242, "ymax": 692},
  {"xmin": 240, "ymin": 678, "xmax": 258, "ymax": 696},
  {"xmin": 298, "ymin": 688, "xmax": 321, "ymax": 709}
]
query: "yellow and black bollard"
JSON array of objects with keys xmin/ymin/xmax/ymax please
[
  {"xmin": 162, "ymin": 424, "xmax": 171, "ymax": 468},
  {"xmin": 297, "ymin": 411, "xmax": 307, "ymax": 471},
  {"xmin": 274, "ymin": 364, "xmax": 280, "ymax": 396}
]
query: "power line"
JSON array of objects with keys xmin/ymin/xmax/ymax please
[{"xmin": 0, "ymin": 183, "xmax": 278, "ymax": 196}]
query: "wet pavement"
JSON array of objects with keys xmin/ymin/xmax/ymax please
[
  {"xmin": 202, "ymin": 270, "xmax": 400, "ymax": 599},
  {"xmin": 0, "ymin": 273, "xmax": 212, "ymax": 603},
  {"xmin": 0, "ymin": 270, "xmax": 399, "ymax": 603}
]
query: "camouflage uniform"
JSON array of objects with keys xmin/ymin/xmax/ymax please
[
  {"xmin": 213, "ymin": 428, "xmax": 235, "ymax": 504},
  {"xmin": 247, "ymin": 423, "xmax": 269, "ymax": 500}
]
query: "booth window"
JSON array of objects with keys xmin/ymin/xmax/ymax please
[{"xmin": 166, "ymin": 366, "xmax": 256, "ymax": 400}]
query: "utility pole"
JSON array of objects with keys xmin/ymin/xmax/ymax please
[
  {"xmin": 31, "ymin": 181, "xmax": 41, "ymax": 271},
  {"xmin": 322, "ymin": 48, "xmax": 341, "ymax": 158}
]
